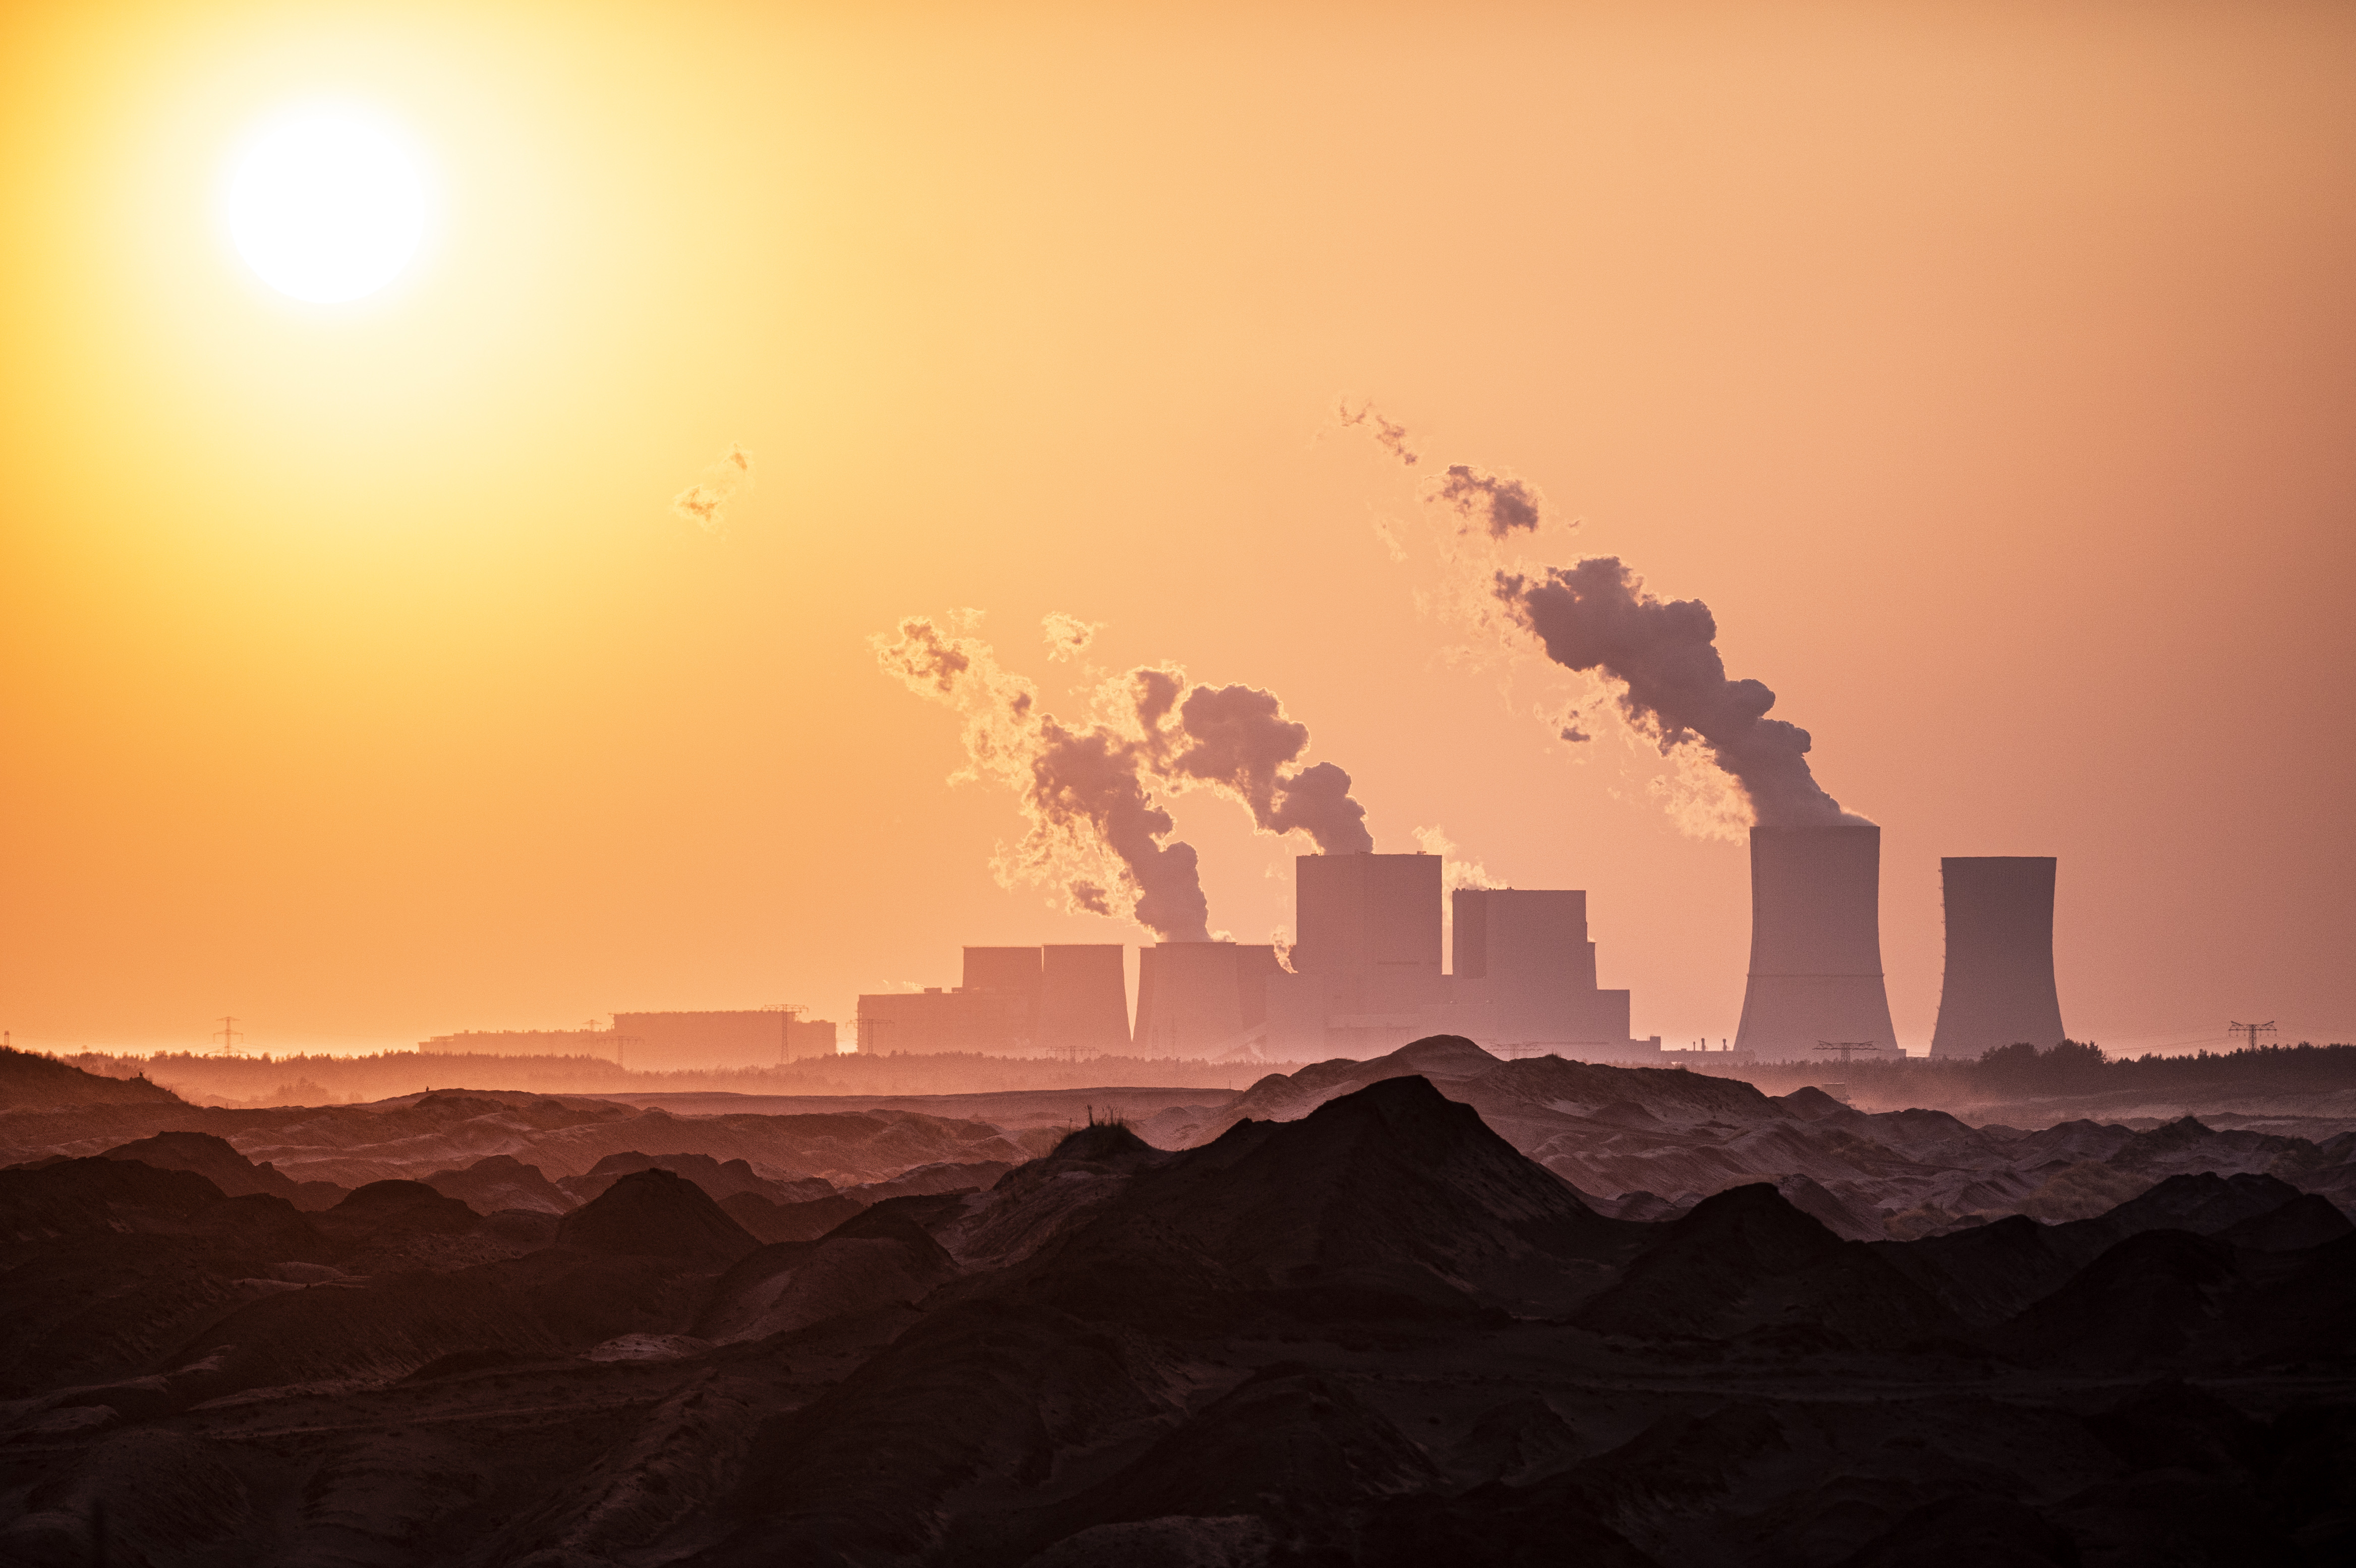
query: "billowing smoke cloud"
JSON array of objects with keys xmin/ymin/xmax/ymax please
[
  {"xmin": 1338, "ymin": 399, "xmax": 1545, "ymax": 538},
  {"xmin": 1493, "ymin": 557, "xmax": 1866, "ymax": 828},
  {"xmin": 1342, "ymin": 402, "xmax": 1861, "ymax": 833},
  {"xmin": 672, "ymin": 444, "xmax": 754, "ymax": 532},
  {"xmin": 1130, "ymin": 675, "xmax": 1375, "ymax": 854},
  {"xmin": 875, "ymin": 618, "xmax": 1211, "ymax": 941},
  {"xmin": 1041, "ymin": 611, "xmax": 1101, "ymax": 662},
  {"xmin": 878, "ymin": 616, "xmax": 1378, "ymax": 937},
  {"xmin": 1429, "ymin": 463, "xmax": 1545, "ymax": 538},
  {"xmin": 1336, "ymin": 397, "xmax": 1418, "ymax": 467}
]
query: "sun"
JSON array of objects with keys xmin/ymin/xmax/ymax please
[{"xmin": 224, "ymin": 110, "xmax": 428, "ymax": 304}]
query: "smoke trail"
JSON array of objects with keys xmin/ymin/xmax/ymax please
[
  {"xmin": 1493, "ymin": 557, "xmax": 1866, "ymax": 828},
  {"xmin": 880, "ymin": 613, "xmax": 1383, "ymax": 938},
  {"xmin": 1133, "ymin": 677, "xmax": 1375, "ymax": 854},
  {"xmin": 1428, "ymin": 463, "xmax": 1545, "ymax": 538},
  {"xmin": 1341, "ymin": 404, "xmax": 1862, "ymax": 832},
  {"xmin": 1337, "ymin": 399, "xmax": 1545, "ymax": 537},
  {"xmin": 672, "ymin": 443, "xmax": 754, "ymax": 533},
  {"xmin": 1336, "ymin": 397, "xmax": 1419, "ymax": 467},
  {"xmin": 875, "ymin": 618, "xmax": 1211, "ymax": 941}
]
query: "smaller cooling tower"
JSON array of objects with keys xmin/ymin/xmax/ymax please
[
  {"xmin": 1733, "ymin": 825, "xmax": 1899, "ymax": 1057},
  {"xmin": 962, "ymin": 947, "xmax": 1043, "ymax": 1048},
  {"xmin": 1132, "ymin": 942, "xmax": 1280, "ymax": 1057},
  {"xmin": 1929, "ymin": 857, "xmax": 2065, "ymax": 1059},
  {"xmin": 1038, "ymin": 944, "xmax": 1132, "ymax": 1054}
]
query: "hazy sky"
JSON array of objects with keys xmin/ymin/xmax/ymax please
[{"xmin": 4, "ymin": 1, "xmax": 2351, "ymax": 1056}]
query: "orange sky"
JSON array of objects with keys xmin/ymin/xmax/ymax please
[{"xmin": 3, "ymin": 1, "xmax": 2351, "ymax": 1057}]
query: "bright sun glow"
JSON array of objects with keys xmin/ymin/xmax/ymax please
[{"xmin": 225, "ymin": 111, "xmax": 427, "ymax": 303}]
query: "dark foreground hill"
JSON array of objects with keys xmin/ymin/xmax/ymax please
[
  {"xmin": 1, "ymin": 1069, "xmax": 2350, "ymax": 1567},
  {"xmin": 11, "ymin": 1038, "xmax": 2352, "ymax": 1254},
  {"xmin": 0, "ymin": 1048, "xmax": 182, "ymax": 1111}
]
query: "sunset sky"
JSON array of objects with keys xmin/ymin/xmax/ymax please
[{"xmin": 3, "ymin": 1, "xmax": 2350, "ymax": 1057}]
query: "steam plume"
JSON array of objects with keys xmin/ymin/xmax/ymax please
[
  {"xmin": 875, "ymin": 618, "xmax": 1210, "ymax": 941},
  {"xmin": 1493, "ymin": 558, "xmax": 1866, "ymax": 828},
  {"xmin": 1132, "ymin": 676, "xmax": 1375, "ymax": 854},
  {"xmin": 1337, "ymin": 399, "xmax": 1544, "ymax": 537},
  {"xmin": 1343, "ymin": 403, "xmax": 1861, "ymax": 833},
  {"xmin": 1336, "ymin": 398, "xmax": 1418, "ymax": 466},
  {"xmin": 879, "ymin": 617, "xmax": 1379, "ymax": 937},
  {"xmin": 1411, "ymin": 824, "xmax": 1501, "ymax": 891},
  {"xmin": 1428, "ymin": 463, "xmax": 1545, "ymax": 538},
  {"xmin": 672, "ymin": 444, "xmax": 754, "ymax": 533}
]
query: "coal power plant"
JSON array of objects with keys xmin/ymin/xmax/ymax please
[
  {"xmin": 420, "ymin": 1009, "xmax": 838, "ymax": 1066},
  {"xmin": 1133, "ymin": 941, "xmax": 1285, "ymax": 1055},
  {"xmin": 854, "ymin": 853, "xmax": 1659, "ymax": 1060},
  {"xmin": 1930, "ymin": 855, "xmax": 2068, "ymax": 1058},
  {"xmin": 1733, "ymin": 825, "xmax": 1900, "ymax": 1057},
  {"xmin": 855, "ymin": 944, "xmax": 1131, "ymax": 1055}
]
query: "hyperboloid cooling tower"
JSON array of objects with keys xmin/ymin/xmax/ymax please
[
  {"xmin": 1928, "ymin": 857, "xmax": 2065, "ymax": 1059},
  {"xmin": 1037, "ymin": 943, "xmax": 1133, "ymax": 1054},
  {"xmin": 1132, "ymin": 942, "xmax": 1282, "ymax": 1057},
  {"xmin": 1733, "ymin": 825, "xmax": 1899, "ymax": 1057}
]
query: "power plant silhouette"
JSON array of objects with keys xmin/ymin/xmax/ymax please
[
  {"xmin": 1929, "ymin": 856, "xmax": 2067, "ymax": 1057},
  {"xmin": 856, "ymin": 853, "xmax": 1661, "ymax": 1061},
  {"xmin": 420, "ymin": 834, "xmax": 2070, "ymax": 1066},
  {"xmin": 1734, "ymin": 826, "xmax": 1901, "ymax": 1057},
  {"xmin": 845, "ymin": 835, "xmax": 2075, "ymax": 1062}
]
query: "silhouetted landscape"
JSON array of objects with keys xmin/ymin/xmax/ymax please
[{"xmin": 5, "ymin": 1038, "xmax": 2350, "ymax": 1565}]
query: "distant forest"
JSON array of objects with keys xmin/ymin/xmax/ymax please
[
  {"xmin": 32, "ymin": 1038, "xmax": 2356, "ymax": 1113},
  {"xmin": 1736, "ymin": 1040, "xmax": 2356, "ymax": 1102},
  {"xmin": 44, "ymin": 1047, "xmax": 1299, "ymax": 1106}
]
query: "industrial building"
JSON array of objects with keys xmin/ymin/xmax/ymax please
[
  {"xmin": 1929, "ymin": 855, "xmax": 2067, "ymax": 1058},
  {"xmin": 1260, "ymin": 853, "xmax": 1658, "ymax": 1060},
  {"xmin": 852, "ymin": 854, "xmax": 1656, "ymax": 1062},
  {"xmin": 419, "ymin": 1009, "xmax": 837, "ymax": 1068},
  {"xmin": 855, "ymin": 944, "xmax": 1131, "ymax": 1056},
  {"xmin": 1448, "ymin": 888, "xmax": 1636, "ymax": 1055},
  {"xmin": 609, "ymin": 1010, "xmax": 837, "ymax": 1069},
  {"xmin": 419, "ymin": 1027, "xmax": 617, "ymax": 1057},
  {"xmin": 1732, "ymin": 825, "xmax": 1900, "ymax": 1058}
]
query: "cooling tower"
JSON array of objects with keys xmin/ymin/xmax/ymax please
[
  {"xmin": 1037, "ymin": 944, "xmax": 1132, "ymax": 1054},
  {"xmin": 1132, "ymin": 941, "xmax": 1280, "ymax": 1057},
  {"xmin": 1929, "ymin": 857, "xmax": 2065, "ymax": 1059},
  {"xmin": 1732, "ymin": 825, "xmax": 1898, "ymax": 1057}
]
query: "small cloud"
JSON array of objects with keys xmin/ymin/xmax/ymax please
[
  {"xmin": 1337, "ymin": 397, "xmax": 1419, "ymax": 467},
  {"xmin": 1041, "ymin": 611, "xmax": 1103, "ymax": 662},
  {"xmin": 1425, "ymin": 463, "xmax": 1544, "ymax": 537},
  {"xmin": 671, "ymin": 443, "xmax": 755, "ymax": 533}
]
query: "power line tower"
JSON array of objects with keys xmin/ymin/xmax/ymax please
[
  {"xmin": 1814, "ymin": 1039, "xmax": 1880, "ymax": 1068},
  {"xmin": 765, "ymin": 1003, "xmax": 807, "ymax": 1066},
  {"xmin": 2227, "ymin": 1020, "xmax": 2277, "ymax": 1052},
  {"xmin": 211, "ymin": 1016, "xmax": 245, "ymax": 1057}
]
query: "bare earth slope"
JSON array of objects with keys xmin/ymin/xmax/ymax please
[{"xmin": 1, "ymin": 1069, "xmax": 2351, "ymax": 1566}]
